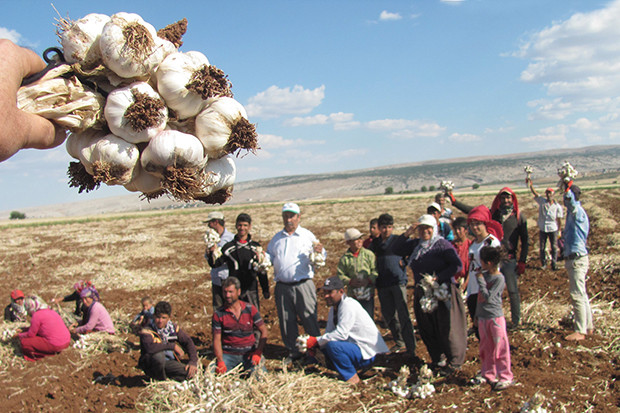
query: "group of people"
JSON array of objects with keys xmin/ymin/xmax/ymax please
[
  {"xmin": 4, "ymin": 282, "xmax": 116, "ymax": 361},
  {"xmin": 200, "ymin": 177, "xmax": 592, "ymax": 390}
]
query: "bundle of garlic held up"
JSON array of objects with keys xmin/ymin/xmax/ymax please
[{"xmin": 19, "ymin": 11, "xmax": 258, "ymax": 204}]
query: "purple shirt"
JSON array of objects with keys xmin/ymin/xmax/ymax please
[
  {"xmin": 19, "ymin": 308, "xmax": 71, "ymax": 347},
  {"xmin": 75, "ymin": 301, "xmax": 115, "ymax": 334}
]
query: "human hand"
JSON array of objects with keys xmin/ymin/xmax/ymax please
[
  {"xmin": 517, "ymin": 262, "xmax": 526, "ymax": 275},
  {"xmin": 250, "ymin": 351, "xmax": 262, "ymax": 366},
  {"xmin": 216, "ymin": 360, "xmax": 227, "ymax": 374},
  {"xmin": 174, "ymin": 343, "xmax": 186, "ymax": 358},
  {"xmin": 403, "ymin": 224, "xmax": 418, "ymax": 238},
  {"xmin": 306, "ymin": 336, "xmax": 318, "ymax": 349},
  {"xmin": 186, "ymin": 363, "xmax": 197, "ymax": 379},
  {"xmin": 0, "ymin": 40, "xmax": 67, "ymax": 162},
  {"xmin": 313, "ymin": 242, "xmax": 323, "ymax": 253}
]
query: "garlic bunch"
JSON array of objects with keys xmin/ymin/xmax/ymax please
[
  {"xmin": 419, "ymin": 274, "xmax": 450, "ymax": 314},
  {"xmin": 99, "ymin": 12, "xmax": 173, "ymax": 79},
  {"xmin": 309, "ymin": 241, "xmax": 326, "ymax": 267},
  {"xmin": 410, "ymin": 382, "xmax": 435, "ymax": 399},
  {"xmin": 557, "ymin": 161, "xmax": 578, "ymax": 182},
  {"xmin": 252, "ymin": 246, "xmax": 272, "ymax": 272},
  {"xmin": 157, "ymin": 51, "xmax": 232, "ymax": 119},
  {"xmin": 296, "ymin": 334, "xmax": 310, "ymax": 353},
  {"xmin": 520, "ymin": 393, "xmax": 549, "ymax": 413},
  {"xmin": 195, "ymin": 97, "xmax": 258, "ymax": 158},
  {"xmin": 58, "ymin": 13, "xmax": 110, "ymax": 68},
  {"xmin": 388, "ymin": 365, "xmax": 411, "ymax": 398},
  {"xmin": 204, "ymin": 228, "xmax": 222, "ymax": 260},
  {"xmin": 104, "ymin": 82, "xmax": 168, "ymax": 143},
  {"xmin": 439, "ymin": 180, "xmax": 455, "ymax": 192},
  {"xmin": 524, "ymin": 165, "xmax": 533, "ymax": 180}
]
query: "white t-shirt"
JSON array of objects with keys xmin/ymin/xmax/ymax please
[
  {"xmin": 466, "ymin": 234, "xmax": 501, "ymax": 297},
  {"xmin": 535, "ymin": 196, "xmax": 564, "ymax": 233}
]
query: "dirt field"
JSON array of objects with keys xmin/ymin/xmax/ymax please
[{"xmin": 1, "ymin": 188, "xmax": 619, "ymax": 412}]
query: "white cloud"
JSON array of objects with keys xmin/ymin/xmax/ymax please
[
  {"xmin": 258, "ymin": 134, "xmax": 325, "ymax": 149},
  {"xmin": 520, "ymin": 125, "xmax": 569, "ymax": 143},
  {"xmin": 379, "ymin": 11, "xmax": 402, "ymax": 21},
  {"xmin": 440, "ymin": 0, "xmax": 465, "ymax": 4},
  {"xmin": 516, "ymin": 0, "xmax": 620, "ymax": 119},
  {"xmin": 448, "ymin": 133, "xmax": 481, "ymax": 143},
  {"xmin": 245, "ymin": 85, "xmax": 325, "ymax": 119},
  {"xmin": 365, "ymin": 119, "xmax": 446, "ymax": 138},
  {"xmin": 284, "ymin": 112, "xmax": 357, "ymax": 128},
  {"xmin": 0, "ymin": 27, "xmax": 21, "ymax": 43}
]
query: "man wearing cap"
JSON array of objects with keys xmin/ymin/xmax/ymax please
[
  {"xmin": 427, "ymin": 202, "xmax": 455, "ymax": 241},
  {"xmin": 207, "ymin": 213, "xmax": 270, "ymax": 311},
  {"xmin": 368, "ymin": 213, "xmax": 416, "ymax": 357},
  {"xmin": 561, "ymin": 182, "xmax": 593, "ymax": 341},
  {"xmin": 204, "ymin": 211, "xmax": 234, "ymax": 309},
  {"xmin": 303, "ymin": 276, "xmax": 388, "ymax": 384},
  {"xmin": 527, "ymin": 178, "xmax": 563, "ymax": 270},
  {"xmin": 337, "ymin": 228, "xmax": 378, "ymax": 319},
  {"xmin": 4, "ymin": 289, "xmax": 27, "ymax": 322},
  {"xmin": 447, "ymin": 187, "xmax": 528, "ymax": 328},
  {"xmin": 266, "ymin": 202, "xmax": 324, "ymax": 360}
]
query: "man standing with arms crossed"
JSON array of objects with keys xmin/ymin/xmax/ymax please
[{"xmin": 266, "ymin": 202, "xmax": 324, "ymax": 361}]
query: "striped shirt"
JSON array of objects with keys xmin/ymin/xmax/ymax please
[{"xmin": 212, "ymin": 301, "xmax": 263, "ymax": 355}]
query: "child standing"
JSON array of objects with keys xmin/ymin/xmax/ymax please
[{"xmin": 475, "ymin": 246, "xmax": 514, "ymax": 391}]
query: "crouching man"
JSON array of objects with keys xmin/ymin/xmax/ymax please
[
  {"xmin": 138, "ymin": 301, "xmax": 198, "ymax": 382},
  {"xmin": 305, "ymin": 276, "xmax": 388, "ymax": 384},
  {"xmin": 212, "ymin": 277, "xmax": 268, "ymax": 374}
]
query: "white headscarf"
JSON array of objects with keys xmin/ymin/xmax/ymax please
[
  {"xmin": 410, "ymin": 215, "xmax": 441, "ymax": 262},
  {"xmin": 23, "ymin": 296, "xmax": 48, "ymax": 316}
]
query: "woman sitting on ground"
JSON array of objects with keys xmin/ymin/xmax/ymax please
[
  {"xmin": 70, "ymin": 287, "xmax": 115, "ymax": 335},
  {"xmin": 17, "ymin": 296, "xmax": 71, "ymax": 361},
  {"xmin": 4, "ymin": 289, "xmax": 27, "ymax": 322}
]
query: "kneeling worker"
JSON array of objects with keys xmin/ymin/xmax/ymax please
[
  {"xmin": 138, "ymin": 301, "xmax": 198, "ymax": 381},
  {"xmin": 305, "ymin": 276, "xmax": 388, "ymax": 384}
]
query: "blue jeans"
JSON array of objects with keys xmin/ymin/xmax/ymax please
[{"xmin": 322, "ymin": 341, "xmax": 375, "ymax": 381}]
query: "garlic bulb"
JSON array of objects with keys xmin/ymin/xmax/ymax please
[
  {"xmin": 296, "ymin": 335, "xmax": 310, "ymax": 353},
  {"xmin": 58, "ymin": 13, "xmax": 110, "ymax": 68},
  {"xmin": 195, "ymin": 96, "xmax": 258, "ymax": 159},
  {"xmin": 140, "ymin": 130, "xmax": 207, "ymax": 201},
  {"xmin": 124, "ymin": 163, "xmax": 164, "ymax": 196},
  {"xmin": 309, "ymin": 241, "xmax": 326, "ymax": 267},
  {"xmin": 99, "ymin": 12, "xmax": 173, "ymax": 78},
  {"xmin": 104, "ymin": 81, "xmax": 168, "ymax": 143},
  {"xmin": 157, "ymin": 51, "xmax": 233, "ymax": 119},
  {"xmin": 89, "ymin": 134, "xmax": 140, "ymax": 185},
  {"xmin": 194, "ymin": 154, "xmax": 236, "ymax": 204},
  {"xmin": 66, "ymin": 129, "xmax": 105, "ymax": 161}
]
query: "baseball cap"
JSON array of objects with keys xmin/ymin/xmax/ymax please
[
  {"xmin": 11, "ymin": 289, "xmax": 24, "ymax": 300},
  {"xmin": 545, "ymin": 188, "xmax": 555, "ymax": 193},
  {"xmin": 321, "ymin": 276, "xmax": 345, "ymax": 291},
  {"xmin": 203, "ymin": 211, "xmax": 224, "ymax": 223},
  {"xmin": 282, "ymin": 202, "xmax": 300, "ymax": 214},
  {"xmin": 418, "ymin": 214, "xmax": 436, "ymax": 228},
  {"xmin": 427, "ymin": 202, "xmax": 441, "ymax": 213},
  {"xmin": 344, "ymin": 228, "xmax": 363, "ymax": 241}
]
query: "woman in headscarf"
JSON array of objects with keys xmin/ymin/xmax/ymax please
[
  {"xmin": 17, "ymin": 296, "xmax": 71, "ymax": 361},
  {"xmin": 4, "ymin": 289, "xmax": 27, "ymax": 322},
  {"xmin": 70, "ymin": 287, "xmax": 115, "ymax": 335},
  {"xmin": 52, "ymin": 280, "xmax": 99, "ymax": 317},
  {"xmin": 396, "ymin": 214, "xmax": 465, "ymax": 375},
  {"xmin": 464, "ymin": 205, "xmax": 504, "ymax": 338}
]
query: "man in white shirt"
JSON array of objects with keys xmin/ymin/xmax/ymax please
[
  {"xmin": 527, "ymin": 179, "xmax": 564, "ymax": 270},
  {"xmin": 304, "ymin": 276, "xmax": 388, "ymax": 384},
  {"xmin": 266, "ymin": 202, "xmax": 324, "ymax": 360},
  {"xmin": 204, "ymin": 211, "xmax": 234, "ymax": 308}
]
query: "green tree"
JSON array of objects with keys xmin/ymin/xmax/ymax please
[
  {"xmin": 9, "ymin": 211, "xmax": 26, "ymax": 220},
  {"xmin": 472, "ymin": 183, "xmax": 480, "ymax": 190},
  {"xmin": 384, "ymin": 186, "xmax": 394, "ymax": 195},
  {"xmin": 429, "ymin": 185, "xmax": 436, "ymax": 192},
  {"xmin": 421, "ymin": 185, "xmax": 428, "ymax": 192}
]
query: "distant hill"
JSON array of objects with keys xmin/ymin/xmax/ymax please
[{"xmin": 3, "ymin": 145, "xmax": 619, "ymax": 220}]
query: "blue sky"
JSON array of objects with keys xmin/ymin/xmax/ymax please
[{"xmin": 1, "ymin": 0, "xmax": 617, "ymax": 210}]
